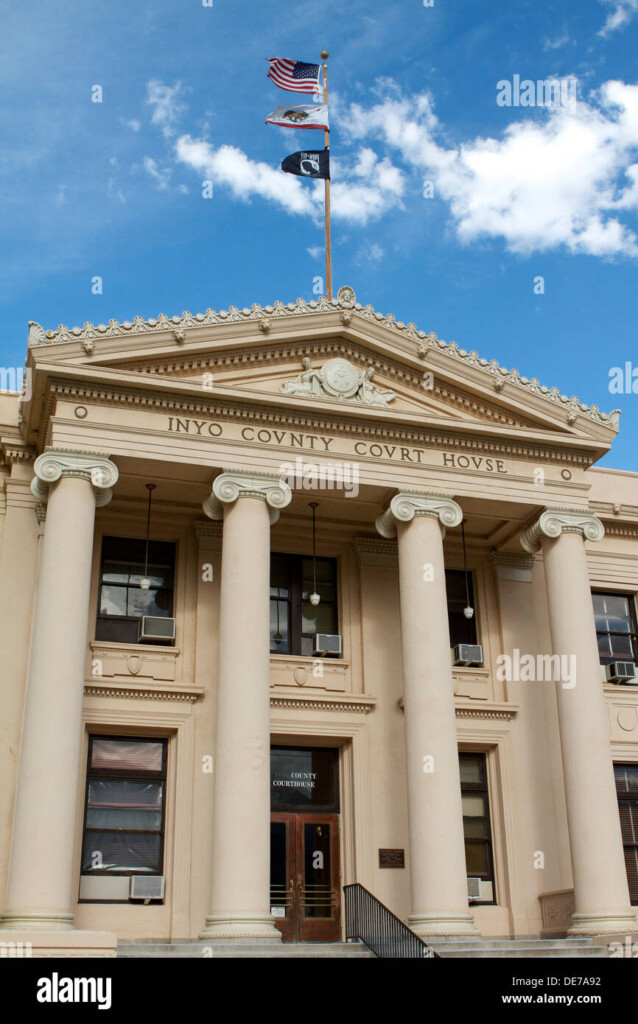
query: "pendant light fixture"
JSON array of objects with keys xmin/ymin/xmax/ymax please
[
  {"xmin": 461, "ymin": 519, "xmax": 474, "ymax": 619},
  {"xmin": 309, "ymin": 501, "xmax": 320, "ymax": 606},
  {"xmin": 139, "ymin": 483, "xmax": 156, "ymax": 591}
]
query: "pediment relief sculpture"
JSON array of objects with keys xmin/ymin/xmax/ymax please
[{"xmin": 281, "ymin": 357, "xmax": 396, "ymax": 408}]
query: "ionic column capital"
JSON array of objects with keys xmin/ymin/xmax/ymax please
[
  {"xmin": 375, "ymin": 491, "xmax": 462, "ymax": 539},
  {"xmin": 203, "ymin": 470, "xmax": 292, "ymax": 526},
  {"xmin": 30, "ymin": 448, "xmax": 119, "ymax": 507},
  {"xmin": 520, "ymin": 508, "xmax": 605, "ymax": 554}
]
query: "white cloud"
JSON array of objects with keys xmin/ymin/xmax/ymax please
[
  {"xmin": 599, "ymin": 0, "xmax": 638, "ymax": 35},
  {"xmin": 143, "ymin": 156, "xmax": 172, "ymax": 191},
  {"xmin": 146, "ymin": 80, "xmax": 187, "ymax": 138},
  {"xmin": 175, "ymin": 137, "xmax": 316, "ymax": 216},
  {"xmin": 307, "ymin": 245, "xmax": 323, "ymax": 259},
  {"xmin": 107, "ymin": 178, "xmax": 126, "ymax": 204},
  {"xmin": 354, "ymin": 240, "xmax": 384, "ymax": 266},
  {"xmin": 344, "ymin": 80, "xmax": 638, "ymax": 257},
  {"xmin": 159, "ymin": 75, "xmax": 638, "ymax": 257},
  {"xmin": 122, "ymin": 118, "xmax": 141, "ymax": 132},
  {"xmin": 174, "ymin": 137, "xmax": 405, "ymax": 225},
  {"xmin": 543, "ymin": 31, "xmax": 571, "ymax": 50}
]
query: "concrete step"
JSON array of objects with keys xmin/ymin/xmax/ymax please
[
  {"xmin": 117, "ymin": 941, "xmax": 374, "ymax": 958},
  {"xmin": 429, "ymin": 937, "xmax": 608, "ymax": 959},
  {"xmin": 431, "ymin": 938, "xmax": 595, "ymax": 949}
]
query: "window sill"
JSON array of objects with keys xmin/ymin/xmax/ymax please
[
  {"xmin": 270, "ymin": 652, "xmax": 349, "ymax": 667},
  {"xmin": 91, "ymin": 640, "xmax": 180, "ymax": 655}
]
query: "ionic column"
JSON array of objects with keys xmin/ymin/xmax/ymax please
[
  {"xmin": 377, "ymin": 492, "xmax": 478, "ymax": 937},
  {"xmin": 522, "ymin": 508, "xmax": 638, "ymax": 935},
  {"xmin": 0, "ymin": 449, "xmax": 118, "ymax": 930},
  {"xmin": 200, "ymin": 471, "xmax": 291, "ymax": 941}
]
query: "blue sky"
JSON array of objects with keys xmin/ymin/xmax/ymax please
[{"xmin": 2, "ymin": 0, "xmax": 638, "ymax": 467}]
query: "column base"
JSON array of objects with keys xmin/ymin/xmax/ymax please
[
  {"xmin": 0, "ymin": 929, "xmax": 117, "ymax": 958},
  {"xmin": 408, "ymin": 911, "xmax": 479, "ymax": 938},
  {"xmin": 0, "ymin": 910, "xmax": 74, "ymax": 931},
  {"xmin": 568, "ymin": 910, "xmax": 638, "ymax": 936},
  {"xmin": 199, "ymin": 912, "xmax": 282, "ymax": 943}
]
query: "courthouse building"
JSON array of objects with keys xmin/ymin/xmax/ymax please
[{"xmin": 0, "ymin": 284, "xmax": 637, "ymax": 956}]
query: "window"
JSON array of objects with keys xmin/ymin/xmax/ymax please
[
  {"xmin": 270, "ymin": 554, "xmax": 338, "ymax": 657},
  {"xmin": 81, "ymin": 736, "xmax": 167, "ymax": 880},
  {"xmin": 96, "ymin": 536, "xmax": 175, "ymax": 644},
  {"xmin": 593, "ymin": 592, "xmax": 638, "ymax": 664},
  {"xmin": 459, "ymin": 752, "xmax": 495, "ymax": 903},
  {"xmin": 615, "ymin": 764, "xmax": 638, "ymax": 905},
  {"xmin": 446, "ymin": 570, "xmax": 478, "ymax": 648}
]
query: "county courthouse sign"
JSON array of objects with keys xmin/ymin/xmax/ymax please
[{"xmin": 0, "ymin": 286, "xmax": 636, "ymax": 957}]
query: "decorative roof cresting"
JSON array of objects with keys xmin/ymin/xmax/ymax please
[{"xmin": 25, "ymin": 285, "xmax": 619, "ymax": 430}]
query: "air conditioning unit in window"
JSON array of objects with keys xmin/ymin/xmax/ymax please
[
  {"xmin": 138, "ymin": 616, "xmax": 175, "ymax": 644},
  {"xmin": 467, "ymin": 877, "xmax": 482, "ymax": 900},
  {"xmin": 605, "ymin": 661, "xmax": 637, "ymax": 684},
  {"xmin": 452, "ymin": 644, "xmax": 484, "ymax": 667},
  {"xmin": 129, "ymin": 876, "xmax": 165, "ymax": 901},
  {"xmin": 313, "ymin": 634, "xmax": 342, "ymax": 657}
]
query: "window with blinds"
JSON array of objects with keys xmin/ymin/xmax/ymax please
[
  {"xmin": 81, "ymin": 736, "xmax": 167, "ymax": 881},
  {"xmin": 615, "ymin": 763, "xmax": 638, "ymax": 904}
]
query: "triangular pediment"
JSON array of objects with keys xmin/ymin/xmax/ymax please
[{"xmin": 22, "ymin": 289, "xmax": 619, "ymax": 460}]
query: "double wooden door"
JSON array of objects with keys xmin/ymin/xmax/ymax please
[{"xmin": 270, "ymin": 812, "xmax": 341, "ymax": 942}]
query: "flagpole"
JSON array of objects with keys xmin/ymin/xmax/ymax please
[{"xmin": 321, "ymin": 50, "xmax": 333, "ymax": 301}]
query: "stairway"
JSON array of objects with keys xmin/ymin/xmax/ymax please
[
  {"xmin": 428, "ymin": 937, "xmax": 609, "ymax": 958},
  {"xmin": 118, "ymin": 936, "xmax": 610, "ymax": 958},
  {"xmin": 117, "ymin": 940, "xmax": 374, "ymax": 958}
]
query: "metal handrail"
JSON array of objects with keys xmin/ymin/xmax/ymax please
[{"xmin": 344, "ymin": 883, "xmax": 440, "ymax": 959}]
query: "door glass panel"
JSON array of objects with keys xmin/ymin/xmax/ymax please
[
  {"xmin": 303, "ymin": 823, "xmax": 332, "ymax": 919},
  {"xmin": 270, "ymin": 822, "xmax": 289, "ymax": 917},
  {"xmin": 271, "ymin": 748, "xmax": 340, "ymax": 812}
]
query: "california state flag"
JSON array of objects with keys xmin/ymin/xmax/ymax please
[{"xmin": 265, "ymin": 105, "xmax": 329, "ymax": 130}]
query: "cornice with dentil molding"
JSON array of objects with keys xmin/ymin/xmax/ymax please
[
  {"xmin": 376, "ymin": 492, "xmax": 463, "ymax": 539},
  {"xmin": 203, "ymin": 470, "xmax": 292, "ymax": 526},
  {"xmin": 31, "ymin": 448, "xmax": 119, "ymax": 506},
  {"xmin": 26, "ymin": 285, "xmax": 618, "ymax": 431},
  {"xmin": 520, "ymin": 508, "xmax": 605, "ymax": 553}
]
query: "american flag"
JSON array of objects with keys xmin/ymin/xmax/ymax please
[{"xmin": 267, "ymin": 58, "xmax": 321, "ymax": 95}]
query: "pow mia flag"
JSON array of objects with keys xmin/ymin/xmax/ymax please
[{"xmin": 282, "ymin": 150, "xmax": 330, "ymax": 180}]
